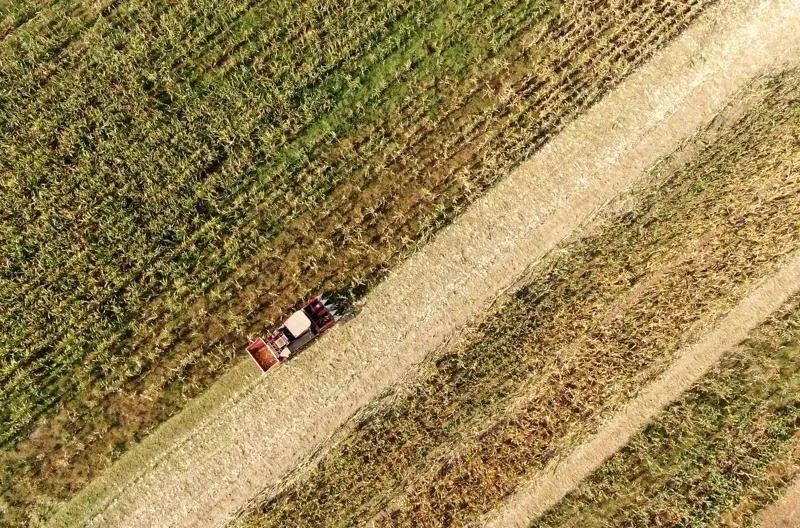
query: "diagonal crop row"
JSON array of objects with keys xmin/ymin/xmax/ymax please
[
  {"xmin": 533, "ymin": 295, "xmax": 800, "ymax": 528},
  {"xmin": 374, "ymin": 68, "xmax": 800, "ymax": 528},
  {"xmin": 236, "ymin": 68, "xmax": 800, "ymax": 528},
  {"xmin": 0, "ymin": 0, "xmax": 531, "ymax": 433},
  {"xmin": 0, "ymin": 1, "xmax": 714, "ymax": 525}
]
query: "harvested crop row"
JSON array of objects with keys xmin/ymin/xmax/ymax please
[
  {"xmin": 0, "ymin": 0, "xmax": 713, "ymax": 524},
  {"xmin": 369, "ymin": 68, "xmax": 800, "ymax": 528},
  {"xmin": 532, "ymin": 295, "xmax": 800, "ymax": 528},
  {"xmin": 235, "ymin": 67, "xmax": 800, "ymax": 527}
]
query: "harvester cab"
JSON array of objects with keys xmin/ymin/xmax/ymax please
[{"xmin": 246, "ymin": 294, "xmax": 341, "ymax": 373}]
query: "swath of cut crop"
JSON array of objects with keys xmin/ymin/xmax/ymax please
[
  {"xmin": 371, "ymin": 66, "xmax": 800, "ymax": 528},
  {"xmin": 235, "ymin": 67, "xmax": 800, "ymax": 528},
  {"xmin": 529, "ymin": 294, "xmax": 800, "ymax": 528},
  {"xmin": 0, "ymin": 0, "xmax": 715, "ymax": 524},
  {"xmin": 49, "ymin": 1, "xmax": 789, "ymax": 525},
  {"xmin": 485, "ymin": 254, "xmax": 800, "ymax": 528}
]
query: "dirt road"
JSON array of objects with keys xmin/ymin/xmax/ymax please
[
  {"xmin": 482, "ymin": 250, "xmax": 800, "ymax": 528},
  {"xmin": 758, "ymin": 478, "xmax": 800, "ymax": 528},
  {"xmin": 47, "ymin": 0, "xmax": 800, "ymax": 526}
]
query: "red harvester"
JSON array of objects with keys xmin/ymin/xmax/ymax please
[{"xmin": 246, "ymin": 294, "xmax": 340, "ymax": 373}]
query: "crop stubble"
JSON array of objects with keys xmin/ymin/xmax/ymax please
[
  {"xmin": 235, "ymin": 66, "xmax": 800, "ymax": 527},
  {"xmin": 0, "ymin": 0, "xmax": 713, "ymax": 523},
  {"xmin": 530, "ymin": 293, "xmax": 800, "ymax": 528}
]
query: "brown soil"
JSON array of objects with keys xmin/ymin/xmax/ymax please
[{"xmin": 758, "ymin": 478, "xmax": 800, "ymax": 528}]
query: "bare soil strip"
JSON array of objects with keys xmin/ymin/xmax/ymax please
[
  {"xmin": 46, "ymin": 0, "xmax": 800, "ymax": 526},
  {"xmin": 243, "ymin": 64, "xmax": 800, "ymax": 527},
  {"xmin": 520, "ymin": 296, "xmax": 800, "ymax": 528},
  {"xmin": 758, "ymin": 479, "xmax": 800, "ymax": 528},
  {"xmin": 483, "ymin": 250, "xmax": 800, "ymax": 528}
]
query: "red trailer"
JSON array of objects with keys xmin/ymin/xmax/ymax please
[{"xmin": 246, "ymin": 294, "xmax": 340, "ymax": 373}]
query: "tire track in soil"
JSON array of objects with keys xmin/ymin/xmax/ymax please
[
  {"xmin": 482, "ymin": 250, "xmax": 800, "ymax": 528},
  {"xmin": 758, "ymin": 478, "xmax": 800, "ymax": 528},
  {"xmin": 46, "ymin": 0, "xmax": 800, "ymax": 526}
]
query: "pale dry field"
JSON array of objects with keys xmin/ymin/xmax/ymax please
[
  {"xmin": 46, "ymin": 0, "xmax": 800, "ymax": 526},
  {"xmin": 483, "ymin": 250, "xmax": 800, "ymax": 528}
]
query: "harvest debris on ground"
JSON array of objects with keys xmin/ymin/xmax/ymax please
[
  {"xmin": 2, "ymin": 0, "xmax": 800, "ymax": 527},
  {"xmin": 234, "ymin": 64, "xmax": 800, "ymax": 528},
  {"xmin": 1, "ymin": 2, "xmax": 713, "ymax": 521}
]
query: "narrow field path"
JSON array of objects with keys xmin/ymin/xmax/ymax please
[
  {"xmin": 47, "ymin": 0, "xmax": 800, "ymax": 526},
  {"xmin": 483, "ymin": 250, "xmax": 800, "ymax": 528},
  {"xmin": 758, "ymin": 479, "xmax": 800, "ymax": 528}
]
